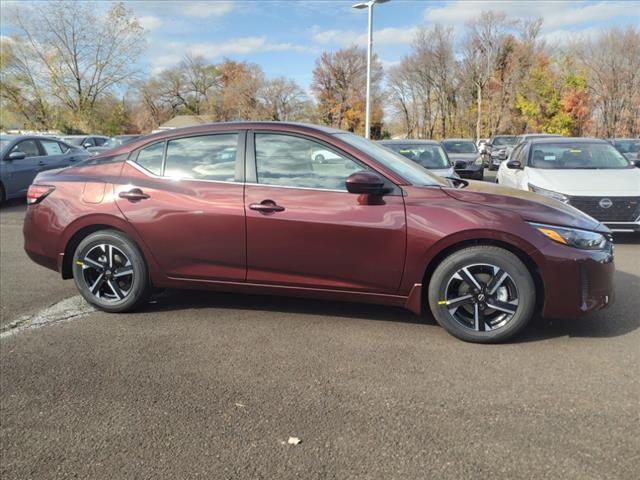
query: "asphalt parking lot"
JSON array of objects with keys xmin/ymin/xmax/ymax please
[{"xmin": 1, "ymin": 169, "xmax": 639, "ymax": 479}]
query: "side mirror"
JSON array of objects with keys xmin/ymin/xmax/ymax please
[
  {"xmin": 345, "ymin": 171, "xmax": 391, "ymax": 196},
  {"xmin": 7, "ymin": 151, "xmax": 26, "ymax": 161},
  {"xmin": 506, "ymin": 160, "xmax": 522, "ymax": 169},
  {"xmin": 83, "ymin": 142, "xmax": 92, "ymax": 148}
]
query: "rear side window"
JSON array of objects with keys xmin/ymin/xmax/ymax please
[
  {"xmin": 136, "ymin": 142, "xmax": 164, "ymax": 175},
  {"xmin": 40, "ymin": 140, "xmax": 64, "ymax": 155},
  {"xmin": 164, "ymin": 134, "xmax": 237, "ymax": 181},
  {"xmin": 94, "ymin": 137, "xmax": 107, "ymax": 146}
]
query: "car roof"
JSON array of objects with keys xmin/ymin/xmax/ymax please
[
  {"xmin": 378, "ymin": 139, "xmax": 440, "ymax": 145},
  {"xmin": 442, "ymin": 138, "xmax": 474, "ymax": 142},
  {"xmin": 528, "ymin": 137, "xmax": 608, "ymax": 144}
]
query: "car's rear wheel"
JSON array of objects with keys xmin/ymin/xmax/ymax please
[
  {"xmin": 72, "ymin": 230, "xmax": 150, "ymax": 312},
  {"xmin": 427, "ymin": 246, "xmax": 535, "ymax": 343}
]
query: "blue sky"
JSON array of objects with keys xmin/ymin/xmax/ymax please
[{"xmin": 4, "ymin": 1, "xmax": 640, "ymax": 90}]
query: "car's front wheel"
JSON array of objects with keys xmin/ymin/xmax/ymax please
[
  {"xmin": 427, "ymin": 246, "xmax": 535, "ymax": 343},
  {"xmin": 72, "ymin": 230, "xmax": 151, "ymax": 312}
]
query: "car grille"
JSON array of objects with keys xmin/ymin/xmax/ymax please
[{"xmin": 568, "ymin": 196, "xmax": 640, "ymax": 222}]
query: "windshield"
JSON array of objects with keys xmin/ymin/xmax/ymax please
[
  {"xmin": 493, "ymin": 136, "xmax": 518, "ymax": 146},
  {"xmin": 62, "ymin": 137, "xmax": 85, "ymax": 146},
  {"xmin": 529, "ymin": 142, "xmax": 633, "ymax": 169},
  {"xmin": 613, "ymin": 139, "xmax": 640, "ymax": 154},
  {"xmin": 383, "ymin": 143, "xmax": 451, "ymax": 170},
  {"xmin": 442, "ymin": 140, "xmax": 477, "ymax": 154},
  {"xmin": 335, "ymin": 133, "xmax": 447, "ymax": 186},
  {"xmin": 0, "ymin": 139, "xmax": 12, "ymax": 152}
]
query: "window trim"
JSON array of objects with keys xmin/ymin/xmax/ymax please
[
  {"xmin": 131, "ymin": 131, "xmax": 246, "ymax": 183},
  {"xmin": 246, "ymin": 130, "xmax": 400, "ymax": 194}
]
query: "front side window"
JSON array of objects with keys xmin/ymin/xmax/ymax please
[
  {"xmin": 40, "ymin": 140, "xmax": 64, "ymax": 155},
  {"xmin": 529, "ymin": 142, "xmax": 632, "ymax": 169},
  {"xmin": 93, "ymin": 137, "xmax": 107, "ymax": 146},
  {"xmin": 164, "ymin": 134, "xmax": 237, "ymax": 181},
  {"xmin": 10, "ymin": 140, "xmax": 41, "ymax": 157},
  {"xmin": 255, "ymin": 133, "xmax": 364, "ymax": 190},
  {"xmin": 136, "ymin": 142, "xmax": 164, "ymax": 175}
]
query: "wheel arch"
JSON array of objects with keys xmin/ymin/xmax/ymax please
[
  {"xmin": 59, "ymin": 214, "xmax": 161, "ymax": 281},
  {"xmin": 420, "ymin": 237, "xmax": 545, "ymax": 317}
]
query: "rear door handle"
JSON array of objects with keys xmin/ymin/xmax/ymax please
[
  {"xmin": 249, "ymin": 200, "xmax": 285, "ymax": 213},
  {"xmin": 119, "ymin": 188, "xmax": 150, "ymax": 201}
]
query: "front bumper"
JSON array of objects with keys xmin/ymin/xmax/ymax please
[
  {"xmin": 536, "ymin": 239, "xmax": 615, "ymax": 318},
  {"xmin": 454, "ymin": 162, "xmax": 483, "ymax": 176}
]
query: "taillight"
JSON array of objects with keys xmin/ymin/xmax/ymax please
[{"xmin": 26, "ymin": 185, "xmax": 55, "ymax": 205}]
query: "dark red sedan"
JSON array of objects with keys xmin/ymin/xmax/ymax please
[{"xmin": 23, "ymin": 122, "xmax": 615, "ymax": 342}]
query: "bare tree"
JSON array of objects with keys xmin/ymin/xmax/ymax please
[
  {"xmin": 259, "ymin": 77, "xmax": 310, "ymax": 121},
  {"xmin": 7, "ymin": 1, "xmax": 144, "ymax": 129}
]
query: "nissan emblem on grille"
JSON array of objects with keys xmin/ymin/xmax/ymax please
[{"xmin": 599, "ymin": 198, "xmax": 613, "ymax": 209}]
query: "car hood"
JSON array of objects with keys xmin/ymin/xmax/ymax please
[
  {"xmin": 443, "ymin": 180, "xmax": 606, "ymax": 232},
  {"xmin": 527, "ymin": 167, "xmax": 640, "ymax": 196},
  {"xmin": 429, "ymin": 166, "xmax": 456, "ymax": 177},
  {"xmin": 447, "ymin": 153, "xmax": 478, "ymax": 162}
]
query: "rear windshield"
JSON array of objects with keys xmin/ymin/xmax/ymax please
[
  {"xmin": 382, "ymin": 143, "xmax": 450, "ymax": 169},
  {"xmin": 528, "ymin": 142, "xmax": 632, "ymax": 169},
  {"xmin": 492, "ymin": 136, "xmax": 518, "ymax": 146},
  {"xmin": 62, "ymin": 137, "xmax": 85, "ymax": 146},
  {"xmin": 441, "ymin": 140, "xmax": 477, "ymax": 154}
]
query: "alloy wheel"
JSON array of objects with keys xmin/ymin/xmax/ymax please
[
  {"xmin": 443, "ymin": 263, "xmax": 519, "ymax": 332},
  {"xmin": 77, "ymin": 244, "xmax": 134, "ymax": 302}
]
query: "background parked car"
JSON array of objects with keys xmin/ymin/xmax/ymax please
[
  {"xmin": 496, "ymin": 137, "xmax": 640, "ymax": 232},
  {"xmin": 516, "ymin": 133, "xmax": 562, "ymax": 145},
  {"xmin": 610, "ymin": 138, "xmax": 640, "ymax": 162},
  {"xmin": 485, "ymin": 135, "xmax": 518, "ymax": 170},
  {"xmin": 0, "ymin": 135, "xmax": 89, "ymax": 204},
  {"xmin": 441, "ymin": 138, "xmax": 484, "ymax": 180},
  {"xmin": 86, "ymin": 135, "xmax": 143, "ymax": 155},
  {"xmin": 61, "ymin": 135, "xmax": 109, "ymax": 150},
  {"xmin": 378, "ymin": 139, "xmax": 457, "ymax": 178}
]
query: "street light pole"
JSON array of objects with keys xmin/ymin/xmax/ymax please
[{"xmin": 352, "ymin": 0, "xmax": 389, "ymax": 139}]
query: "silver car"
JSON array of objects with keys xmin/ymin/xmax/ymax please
[{"xmin": 378, "ymin": 140, "xmax": 457, "ymax": 178}]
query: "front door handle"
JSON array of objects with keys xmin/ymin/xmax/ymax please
[
  {"xmin": 119, "ymin": 188, "xmax": 150, "ymax": 201},
  {"xmin": 249, "ymin": 200, "xmax": 285, "ymax": 213}
]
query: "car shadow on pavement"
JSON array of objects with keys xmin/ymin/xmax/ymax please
[{"xmin": 144, "ymin": 268, "xmax": 639, "ymax": 342}]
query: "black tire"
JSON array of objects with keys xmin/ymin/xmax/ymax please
[
  {"xmin": 0, "ymin": 183, "xmax": 5, "ymax": 206},
  {"xmin": 72, "ymin": 230, "xmax": 151, "ymax": 313},
  {"xmin": 427, "ymin": 246, "xmax": 535, "ymax": 343},
  {"xmin": 474, "ymin": 170, "xmax": 484, "ymax": 181}
]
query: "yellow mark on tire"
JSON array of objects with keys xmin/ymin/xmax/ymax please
[
  {"xmin": 75, "ymin": 261, "xmax": 84, "ymax": 266},
  {"xmin": 437, "ymin": 300, "xmax": 447, "ymax": 305}
]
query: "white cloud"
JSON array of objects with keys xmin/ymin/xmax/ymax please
[
  {"xmin": 181, "ymin": 1, "xmax": 234, "ymax": 17},
  {"xmin": 149, "ymin": 36, "xmax": 308, "ymax": 73},
  {"xmin": 138, "ymin": 15, "xmax": 162, "ymax": 31},
  {"xmin": 541, "ymin": 26, "xmax": 601, "ymax": 45},
  {"xmin": 312, "ymin": 26, "xmax": 419, "ymax": 47},
  {"xmin": 423, "ymin": 1, "xmax": 633, "ymax": 30}
]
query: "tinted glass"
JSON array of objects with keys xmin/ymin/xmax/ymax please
[
  {"xmin": 62, "ymin": 137, "xmax": 85, "ymax": 146},
  {"xmin": 335, "ymin": 133, "xmax": 446, "ymax": 186},
  {"xmin": 11, "ymin": 140, "xmax": 40, "ymax": 157},
  {"xmin": 613, "ymin": 139, "xmax": 640, "ymax": 153},
  {"xmin": 40, "ymin": 140, "xmax": 64, "ymax": 155},
  {"xmin": 492, "ymin": 136, "xmax": 518, "ymax": 146},
  {"xmin": 383, "ymin": 144, "xmax": 450, "ymax": 169},
  {"xmin": 136, "ymin": 142, "xmax": 164, "ymax": 175},
  {"xmin": 165, "ymin": 134, "xmax": 237, "ymax": 181},
  {"xmin": 255, "ymin": 133, "xmax": 365, "ymax": 190},
  {"xmin": 529, "ymin": 142, "xmax": 632, "ymax": 169},
  {"xmin": 93, "ymin": 137, "xmax": 107, "ymax": 146},
  {"xmin": 441, "ymin": 141, "xmax": 477, "ymax": 154}
]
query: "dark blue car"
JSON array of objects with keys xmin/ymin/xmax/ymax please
[{"xmin": 0, "ymin": 135, "xmax": 90, "ymax": 205}]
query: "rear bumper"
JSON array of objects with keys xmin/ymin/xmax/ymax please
[
  {"xmin": 23, "ymin": 205, "xmax": 62, "ymax": 274},
  {"xmin": 537, "ymin": 241, "xmax": 615, "ymax": 318}
]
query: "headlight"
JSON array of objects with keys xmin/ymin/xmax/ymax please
[
  {"xmin": 474, "ymin": 157, "xmax": 483, "ymax": 165},
  {"xmin": 527, "ymin": 184, "xmax": 569, "ymax": 203},
  {"xmin": 528, "ymin": 222, "xmax": 608, "ymax": 250}
]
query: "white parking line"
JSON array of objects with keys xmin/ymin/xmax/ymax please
[{"xmin": 0, "ymin": 296, "xmax": 95, "ymax": 339}]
